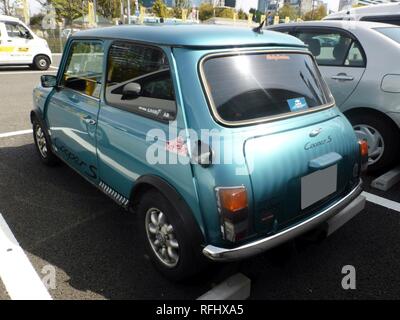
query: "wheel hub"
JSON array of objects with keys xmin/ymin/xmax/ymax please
[
  {"xmin": 35, "ymin": 125, "xmax": 48, "ymax": 158},
  {"xmin": 145, "ymin": 208, "xmax": 180, "ymax": 268}
]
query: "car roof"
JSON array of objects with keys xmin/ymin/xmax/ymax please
[
  {"xmin": 73, "ymin": 24, "xmax": 306, "ymax": 48},
  {"xmin": 0, "ymin": 15, "xmax": 21, "ymax": 23},
  {"xmin": 266, "ymin": 20, "xmax": 396, "ymax": 31},
  {"xmin": 324, "ymin": 2, "xmax": 400, "ymax": 19}
]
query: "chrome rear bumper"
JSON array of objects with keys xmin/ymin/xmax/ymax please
[{"xmin": 203, "ymin": 180, "xmax": 364, "ymax": 261}]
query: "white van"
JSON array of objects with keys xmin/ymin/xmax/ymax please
[
  {"xmin": 0, "ymin": 15, "xmax": 52, "ymax": 70},
  {"xmin": 324, "ymin": 3, "xmax": 400, "ymax": 26}
]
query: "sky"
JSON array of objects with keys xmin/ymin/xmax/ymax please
[{"xmin": 28, "ymin": 0, "xmax": 340, "ymax": 15}]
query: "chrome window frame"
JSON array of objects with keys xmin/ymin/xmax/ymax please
[{"xmin": 198, "ymin": 49, "xmax": 335, "ymax": 127}]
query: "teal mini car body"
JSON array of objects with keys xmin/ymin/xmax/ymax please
[{"xmin": 31, "ymin": 25, "xmax": 366, "ymax": 279}]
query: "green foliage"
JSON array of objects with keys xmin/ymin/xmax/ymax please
[
  {"xmin": 174, "ymin": 0, "xmax": 191, "ymax": 8},
  {"xmin": 249, "ymin": 7, "xmax": 262, "ymax": 23},
  {"xmin": 172, "ymin": 0, "xmax": 191, "ymax": 17},
  {"xmin": 237, "ymin": 9, "xmax": 248, "ymax": 20},
  {"xmin": 278, "ymin": 4, "xmax": 298, "ymax": 21},
  {"xmin": 152, "ymin": 0, "xmax": 168, "ymax": 18},
  {"xmin": 30, "ymin": 13, "xmax": 45, "ymax": 26},
  {"xmin": 198, "ymin": 3, "xmax": 213, "ymax": 21},
  {"xmin": 302, "ymin": 5, "xmax": 327, "ymax": 21},
  {"xmin": 215, "ymin": 7, "xmax": 234, "ymax": 19},
  {"xmin": 50, "ymin": 0, "xmax": 85, "ymax": 24}
]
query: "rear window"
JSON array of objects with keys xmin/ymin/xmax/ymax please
[
  {"xmin": 375, "ymin": 27, "xmax": 400, "ymax": 44},
  {"xmin": 201, "ymin": 52, "xmax": 332, "ymax": 124}
]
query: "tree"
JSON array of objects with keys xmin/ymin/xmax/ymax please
[
  {"xmin": 175, "ymin": 0, "xmax": 191, "ymax": 8},
  {"xmin": 0, "ymin": 0, "xmax": 12, "ymax": 15},
  {"xmin": 249, "ymin": 7, "xmax": 262, "ymax": 23},
  {"xmin": 172, "ymin": 0, "xmax": 191, "ymax": 18},
  {"xmin": 51, "ymin": 0, "xmax": 85, "ymax": 25},
  {"xmin": 30, "ymin": 13, "xmax": 46, "ymax": 26},
  {"xmin": 302, "ymin": 4, "xmax": 327, "ymax": 21},
  {"xmin": 215, "ymin": 7, "xmax": 234, "ymax": 19},
  {"xmin": 198, "ymin": 3, "xmax": 213, "ymax": 21},
  {"xmin": 278, "ymin": 4, "xmax": 298, "ymax": 21},
  {"xmin": 152, "ymin": 0, "xmax": 167, "ymax": 18},
  {"xmin": 237, "ymin": 9, "xmax": 247, "ymax": 20}
]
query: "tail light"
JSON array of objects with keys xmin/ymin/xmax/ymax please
[
  {"xmin": 358, "ymin": 140, "xmax": 368, "ymax": 171},
  {"xmin": 216, "ymin": 186, "xmax": 249, "ymax": 242}
]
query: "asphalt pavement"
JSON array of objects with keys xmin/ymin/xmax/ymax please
[{"xmin": 0, "ymin": 56, "xmax": 399, "ymax": 300}]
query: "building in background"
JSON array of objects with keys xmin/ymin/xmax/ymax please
[{"xmin": 224, "ymin": 0, "xmax": 237, "ymax": 7}]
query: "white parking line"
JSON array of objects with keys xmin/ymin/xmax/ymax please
[
  {"xmin": 362, "ymin": 192, "xmax": 400, "ymax": 213},
  {"xmin": 0, "ymin": 214, "xmax": 52, "ymax": 300},
  {"xmin": 0, "ymin": 129, "xmax": 32, "ymax": 138},
  {"xmin": 0, "ymin": 70, "xmax": 57, "ymax": 75}
]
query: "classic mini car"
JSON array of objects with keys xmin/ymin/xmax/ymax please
[{"xmin": 31, "ymin": 25, "xmax": 367, "ymax": 280}]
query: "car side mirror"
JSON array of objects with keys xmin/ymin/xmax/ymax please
[
  {"xmin": 41, "ymin": 75, "xmax": 57, "ymax": 88},
  {"xmin": 122, "ymin": 82, "xmax": 141, "ymax": 100}
]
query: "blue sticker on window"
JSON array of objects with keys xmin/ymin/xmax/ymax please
[{"xmin": 287, "ymin": 97, "xmax": 308, "ymax": 112}]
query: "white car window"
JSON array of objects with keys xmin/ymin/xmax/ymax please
[
  {"xmin": 294, "ymin": 30, "xmax": 365, "ymax": 67},
  {"xmin": 5, "ymin": 22, "xmax": 29, "ymax": 38}
]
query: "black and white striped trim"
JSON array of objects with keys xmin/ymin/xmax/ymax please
[{"xmin": 99, "ymin": 181, "xmax": 129, "ymax": 207}]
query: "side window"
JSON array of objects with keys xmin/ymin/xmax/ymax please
[
  {"xmin": 105, "ymin": 41, "xmax": 176, "ymax": 122},
  {"xmin": 345, "ymin": 41, "xmax": 365, "ymax": 67},
  {"xmin": 61, "ymin": 41, "xmax": 104, "ymax": 98},
  {"xmin": 5, "ymin": 22, "xmax": 29, "ymax": 38},
  {"xmin": 295, "ymin": 30, "xmax": 361, "ymax": 67}
]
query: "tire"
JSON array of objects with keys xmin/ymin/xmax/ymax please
[
  {"xmin": 32, "ymin": 55, "xmax": 50, "ymax": 70},
  {"xmin": 347, "ymin": 112, "xmax": 400, "ymax": 172},
  {"xmin": 32, "ymin": 118, "xmax": 59, "ymax": 166},
  {"xmin": 137, "ymin": 190, "xmax": 207, "ymax": 281}
]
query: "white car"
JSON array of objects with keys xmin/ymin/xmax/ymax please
[
  {"xmin": 268, "ymin": 21, "xmax": 400, "ymax": 172},
  {"xmin": 324, "ymin": 3, "xmax": 400, "ymax": 26},
  {"xmin": 0, "ymin": 15, "xmax": 52, "ymax": 70}
]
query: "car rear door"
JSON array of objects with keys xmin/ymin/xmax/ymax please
[
  {"xmin": 292, "ymin": 27, "xmax": 366, "ymax": 108},
  {"xmin": 46, "ymin": 39, "xmax": 104, "ymax": 183}
]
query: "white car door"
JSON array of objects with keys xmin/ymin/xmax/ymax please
[
  {"xmin": 3, "ymin": 21, "xmax": 34, "ymax": 64},
  {"xmin": 294, "ymin": 28, "xmax": 366, "ymax": 108},
  {"xmin": 0, "ymin": 22, "xmax": 12, "ymax": 64}
]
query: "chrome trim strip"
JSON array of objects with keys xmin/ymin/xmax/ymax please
[
  {"xmin": 198, "ymin": 49, "xmax": 335, "ymax": 127},
  {"xmin": 202, "ymin": 179, "xmax": 363, "ymax": 261}
]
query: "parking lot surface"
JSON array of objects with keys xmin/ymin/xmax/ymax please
[{"xmin": 0, "ymin": 59, "xmax": 399, "ymax": 300}]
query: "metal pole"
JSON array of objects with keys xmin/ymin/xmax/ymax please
[
  {"xmin": 120, "ymin": 0, "xmax": 124, "ymax": 23},
  {"xmin": 127, "ymin": 0, "xmax": 131, "ymax": 24},
  {"xmin": 93, "ymin": 0, "xmax": 98, "ymax": 27}
]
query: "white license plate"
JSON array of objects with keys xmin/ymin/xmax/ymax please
[{"xmin": 301, "ymin": 165, "xmax": 337, "ymax": 210}]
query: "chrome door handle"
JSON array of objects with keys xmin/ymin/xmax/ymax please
[
  {"xmin": 331, "ymin": 75, "xmax": 354, "ymax": 81},
  {"xmin": 83, "ymin": 118, "xmax": 96, "ymax": 125}
]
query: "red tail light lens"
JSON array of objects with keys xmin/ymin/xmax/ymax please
[{"xmin": 216, "ymin": 186, "xmax": 249, "ymax": 243}]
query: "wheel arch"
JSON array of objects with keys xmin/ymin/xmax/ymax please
[
  {"xmin": 32, "ymin": 53, "xmax": 51, "ymax": 62},
  {"xmin": 344, "ymin": 107, "xmax": 400, "ymax": 135},
  {"xmin": 129, "ymin": 175, "xmax": 206, "ymax": 245}
]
